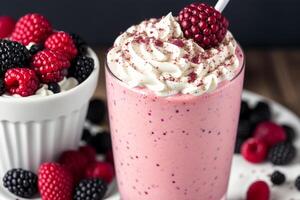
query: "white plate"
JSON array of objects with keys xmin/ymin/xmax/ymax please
[{"xmin": 1, "ymin": 90, "xmax": 299, "ymax": 200}]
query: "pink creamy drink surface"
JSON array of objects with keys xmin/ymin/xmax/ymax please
[{"xmin": 106, "ymin": 46, "xmax": 245, "ymax": 200}]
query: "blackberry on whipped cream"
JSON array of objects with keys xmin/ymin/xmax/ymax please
[{"xmin": 107, "ymin": 13, "xmax": 240, "ymax": 96}]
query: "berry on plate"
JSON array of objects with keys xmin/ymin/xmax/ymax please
[
  {"xmin": 0, "ymin": 39, "xmax": 30, "ymax": 75},
  {"xmin": 79, "ymin": 145, "xmax": 97, "ymax": 163},
  {"xmin": 38, "ymin": 162, "xmax": 74, "ymax": 200},
  {"xmin": 268, "ymin": 142, "xmax": 296, "ymax": 165},
  {"xmin": 31, "ymin": 49, "xmax": 70, "ymax": 83},
  {"xmin": 282, "ymin": 124, "xmax": 296, "ymax": 142},
  {"xmin": 5, "ymin": 68, "xmax": 39, "ymax": 97},
  {"xmin": 270, "ymin": 170, "xmax": 286, "ymax": 185},
  {"xmin": 86, "ymin": 99, "xmax": 107, "ymax": 124},
  {"xmin": 240, "ymin": 100, "xmax": 251, "ymax": 119},
  {"xmin": 69, "ymin": 55, "xmax": 94, "ymax": 83},
  {"xmin": 178, "ymin": 2, "xmax": 229, "ymax": 49},
  {"xmin": 241, "ymin": 138, "xmax": 268, "ymax": 163},
  {"xmin": 253, "ymin": 121, "xmax": 286, "ymax": 147},
  {"xmin": 88, "ymin": 131, "xmax": 112, "ymax": 154},
  {"xmin": 11, "ymin": 13, "xmax": 52, "ymax": 45},
  {"xmin": 246, "ymin": 180, "xmax": 270, "ymax": 200},
  {"xmin": 237, "ymin": 119, "xmax": 252, "ymax": 139},
  {"xmin": 73, "ymin": 178, "xmax": 107, "ymax": 200},
  {"xmin": 295, "ymin": 176, "xmax": 300, "ymax": 191},
  {"xmin": 0, "ymin": 16, "xmax": 15, "ymax": 38},
  {"xmin": 105, "ymin": 150, "xmax": 114, "ymax": 165},
  {"xmin": 249, "ymin": 101, "xmax": 271, "ymax": 125},
  {"xmin": 44, "ymin": 31, "xmax": 78, "ymax": 59},
  {"xmin": 3, "ymin": 168, "xmax": 38, "ymax": 198},
  {"xmin": 85, "ymin": 161, "xmax": 115, "ymax": 183}
]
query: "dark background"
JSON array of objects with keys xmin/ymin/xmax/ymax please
[{"xmin": 1, "ymin": 0, "xmax": 299, "ymax": 47}]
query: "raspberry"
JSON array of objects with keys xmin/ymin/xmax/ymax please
[
  {"xmin": 247, "ymin": 181, "xmax": 270, "ymax": 200},
  {"xmin": 70, "ymin": 33, "xmax": 87, "ymax": 55},
  {"xmin": 85, "ymin": 161, "xmax": 115, "ymax": 183},
  {"xmin": 105, "ymin": 150, "xmax": 114, "ymax": 165},
  {"xmin": 69, "ymin": 55, "xmax": 94, "ymax": 83},
  {"xmin": 178, "ymin": 3, "xmax": 229, "ymax": 49},
  {"xmin": 295, "ymin": 176, "xmax": 300, "ymax": 191},
  {"xmin": 241, "ymin": 138, "xmax": 268, "ymax": 163},
  {"xmin": 79, "ymin": 145, "xmax": 97, "ymax": 163},
  {"xmin": 270, "ymin": 170, "xmax": 285, "ymax": 185},
  {"xmin": 253, "ymin": 121, "xmax": 286, "ymax": 147},
  {"xmin": 0, "ymin": 78, "xmax": 5, "ymax": 95},
  {"xmin": 73, "ymin": 179, "xmax": 107, "ymax": 200},
  {"xmin": 4, "ymin": 68, "xmax": 39, "ymax": 97},
  {"xmin": 268, "ymin": 142, "xmax": 296, "ymax": 165},
  {"xmin": 31, "ymin": 49, "xmax": 70, "ymax": 83},
  {"xmin": 0, "ymin": 16, "xmax": 15, "ymax": 38},
  {"xmin": 11, "ymin": 13, "xmax": 52, "ymax": 45},
  {"xmin": 2, "ymin": 168, "xmax": 38, "ymax": 198},
  {"xmin": 47, "ymin": 82, "xmax": 61, "ymax": 93},
  {"xmin": 44, "ymin": 31, "xmax": 78, "ymax": 59},
  {"xmin": 0, "ymin": 39, "xmax": 30, "ymax": 75},
  {"xmin": 38, "ymin": 163, "xmax": 74, "ymax": 200},
  {"xmin": 58, "ymin": 150, "xmax": 89, "ymax": 183}
]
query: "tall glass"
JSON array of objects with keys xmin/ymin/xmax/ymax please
[{"xmin": 106, "ymin": 46, "xmax": 245, "ymax": 200}]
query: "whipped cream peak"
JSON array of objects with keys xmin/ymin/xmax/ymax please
[{"xmin": 108, "ymin": 13, "xmax": 240, "ymax": 96}]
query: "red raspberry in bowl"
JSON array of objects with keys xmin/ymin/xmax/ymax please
[
  {"xmin": 178, "ymin": 3, "xmax": 229, "ymax": 49},
  {"xmin": 241, "ymin": 138, "xmax": 268, "ymax": 163},
  {"xmin": 253, "ymin": 121, "xmax": 286, "ymax": 147},
  {"xmin": 44, "ymin": 32, "xmax": 78, "ymax": 60},
  {"xmin": 0, "ymin": 16, "xmax": 15, "ymax": 38},
  {"xmin": 4, "ymin": 68, "xmax": 39, "ymax": 97},
  {"xmin": 11, "ymin": 13, "xmax": 52, "ymax": 45},
  {"xmin": 31, "ymin": 49, "xmax": 70, "ymax": 83}
]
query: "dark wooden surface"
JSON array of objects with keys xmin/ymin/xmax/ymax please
[{"xmin": 93, "ymin": 48, "xmax": 300, "ymax": 116}]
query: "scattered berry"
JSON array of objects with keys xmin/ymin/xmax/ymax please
[
  {"xmin": 69, "ymin": 55, "xmax": 94, "ymax": 83},
  {"xmin": 85, "ymin": 162, "xmax": 115, "ymax": 183},
  {"xmin": 268, "ymin": 142, "xmax": 296, "ymax": 165},
  {"xmin": 73, "ymin": 178, "xmax": 107, "ymax": 200},
  {"xmin": 88, "ymin": 132, "xmax": 112, "ymax": 154},
  {"xmin": 0, "ymin": 39, "xmax": 30, "ymax": 75},
  {"xmin": 79, "ymin": 145, "xmax": 97, "ymax": 163},
  {"xmin": 295, "ymin": 176, "xmax": 300, "ymax": 191},
  {"xmin": 87, "ymin": 99, "xmax": 106, "ymax": 124},
  {"xmin": 28, "ymin": 43, "xmax": 44, "ymax": 56},
  {"xmin": 0, "ymin": 16, "xmax": 15, "ymax": 38},
  {"xmin": 247, "ymin": 180, "xmax": 270, "ymax": 200},
  {"xmin": 38, "ymin": 163, "xmax": 73, "ymax": 200},
  {"xmin": 240, "ymin": 100, "xmax": 251, "ymax": 119},
  {"xmin": 178, "ymin": 3, "xmax": 229, "ymax": 49},
  {"xmin": 11, "ymin": 13, "xmax": 52, "ymax": 45},
  {"xmin": 0, "ymin": 78, "xmax": 5, "ymax": 95},
  {"xmin": 234, "ymin": 137, "xmax": 245, "ymax": 154},
  {"xmin": 282, "ymin": 124, "xmax": 296, "ymax": 142},
  {"xmin": 70, "ymin": 33, "xmax": 87, "ymax": 55},
  {"xmin": 5, "ymin": 68, "xmax": 39, "ymax": 97},
  {"xmin": 81, "ymin": 128, "xmax": 92, "ymax": 141},
  {"xmin": 237, "ymin": 119, "xmax": 252, "ymax": 139},
  {"xmin": 253, "ymin": 121, "xmax": 286, "ymax": 147},
  {"xmin": 2, "ymin": 168, "xmax": 38, "ymax": 198},
  {"xmin": 48, "ymin": 82, "xmax": 61, "ymax": 93},
  {"xmin": 58, "ymin": 150, "xmax": 88, "ymax": 182},
  {"xmin": 270, "ymin": 170, "xmax": 286, "ymax": 185},
  {"xmin": 249, "ymin": 101, "xmax": 271, "ymax": 125},
  {"xmin": 44, "ymin": 31, "xmax": 77, "ymax": 59},
  {"xmin": 241, "ymin": 138, "xmax": 268, "ymax": 163},
  {"xmin": 31, "ymin": 49, "xmax": 70, "ymax": 83}
]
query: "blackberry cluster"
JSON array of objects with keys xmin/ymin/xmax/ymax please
[
  {"xmin": 29, "ymin": 44, "xmax": 44, "ymax": 56},
  {"xmin": 0, "ymin": 39, "xmax": 30, "ymax": 75},
  {"xmin": 70, "ymin": 33, "xmax": 87, "ymax": 55},
  {"xmin": 270, "ymin": 171, "xmax": 286, "ymax": 185},
  {"xmin": 88, "ymin": 131, "xmax": 112, "ymax": 154},
  {"xmin": 0, "ymin": 78, "xmax": 5, "ymax": 95},
  {"xmin": 73, "ymin": 178, "xmax": 107, "ymax": 200},
  {"xmin": 69, "ymin": 55, "xmax": 94, "ymax": 83},
  {"xmin": 2, "ymin": 168, "xmax": 38, "ymax": 198},
  {"xmin": 268, "ymin": 142, "xmax": 296, "ymax": 165}
]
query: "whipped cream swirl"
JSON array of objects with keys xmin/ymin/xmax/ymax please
[{"xmin": 107, "ymin": 13, "xmax": 240, "ymax": 96}]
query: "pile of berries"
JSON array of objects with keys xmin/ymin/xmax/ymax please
[
  {"xmin": 0, "ymin": 13, "xmax": 94, "ymax": 97},
  {"xmin": 235, "ymin": 100, "xmax": 297, "ymax": 166}
]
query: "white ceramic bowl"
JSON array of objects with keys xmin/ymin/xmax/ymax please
[{"xmin": 0, "ymin": 48, "xmax": 99, "ymax": 178}]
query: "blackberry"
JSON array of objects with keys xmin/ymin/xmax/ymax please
[
  {"xmin": 295, "ymin": 176, "xmax": 300, "ymax": 191},
  {"xmin": 270, "ymin": 170, "xmax": 286, "ymax": 185},
  {"xmin": 0, "ymin": 78, "xmax": 5, "ymax": 95},
  {"xmin": 87, "ymin": 99, "xmax": 106, "ymax": 124},
  {"xmin": 240, "ymin": 100, "xmax": 251, "ymax": 119},
  {"xmin": 69, "ymin": 55, "xmax": 94, "ymax": 83},
  {"xmin": 249, "ymin": 101, "xmax": 271, "ymax": 126},
  {"xmin": 234, "ymin": 137, "xmax": 245, "ymax": 154},
  {"xmin": 29, "ymin": 44, "xmax": 44, "ymax": 56},
  {"xmin": 48, "ymin": 82, "xmax": 61, "ymax": 94},
  {"xmin": 282, "ymin": 124, "xmax": 296, "ymax": 142},
  {"xmin": 70, "ymin": 33, "xmax": 87, "ymax": 55},
  {"xmin": 2, "ymin": 168, "xmax": 38, "ymax": 198},
  {"xmin": 268, "ymin": 142, "xmax": 296, "ymax": 165},
  {"xmin": 73, "ymin": 178, "xmax": 107, "ymax": 200},
  {"xmin": 237, "ymin": 119, "xmax": 252, "ymax": 139},
  {"xmin": 88, "ymin": 131, "xmax": 112, "ymax": 154},
  {"xmin": 0, "ymin": 39, "xmax": 30, "ymax": 76},
  {"xmin": 81, "ymin": 128, "xmax": 92, "ymax": 141}
]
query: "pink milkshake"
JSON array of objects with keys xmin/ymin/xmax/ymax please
[{"xmin": 106, "ymin": 4, "xmax": 245, "ymax": 200}]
